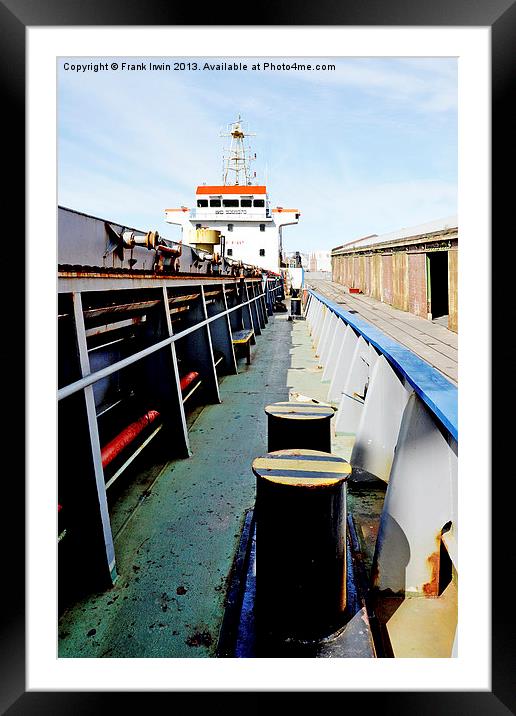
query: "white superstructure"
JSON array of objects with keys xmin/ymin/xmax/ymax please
[{"xmin": 165, "ymin": 118, "xmax": 300, "ymax": 273}]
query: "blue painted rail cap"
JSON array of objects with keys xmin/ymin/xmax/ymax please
[{"xmin": 308, "ymin": 290, "xmax": 458, "ymax": 441}]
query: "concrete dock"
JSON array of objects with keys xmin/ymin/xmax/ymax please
[{"xmin": 307, "ymin": 277, "xmax": 458, "ymax": 385}]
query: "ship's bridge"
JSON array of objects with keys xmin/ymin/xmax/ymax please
[
  {"xmin": 164, "ymin": 182, "xmax": 301, "ymax": 274},
  {"xmin": 191, "ymin": 185, "xmax": 272, "ymax": 222}
]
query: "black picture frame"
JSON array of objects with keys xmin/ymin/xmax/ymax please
[{"xmin": 5, "ymin": 0, "xmax": 512, "ymax": 712}]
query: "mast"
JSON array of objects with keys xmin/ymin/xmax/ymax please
[{"xmin": 221, "ymin": 116, "xmax": 256, "ymax": 186}]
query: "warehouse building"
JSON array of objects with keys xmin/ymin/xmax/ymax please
[{"xmin": 331, "ymin": 216, "xmax": 458, "ymax": 332}]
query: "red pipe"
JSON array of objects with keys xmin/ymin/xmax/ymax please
[
  {"xmin": 101, "ymin": 410, "xmax": 160, "ymax": 468},
  {"xmin": 156, "ymin": 243, "xmax": 182, "ymax": 256},
  {"xmin": 180, "ymin": 371, "xmax": 199, "ymax": 393}
]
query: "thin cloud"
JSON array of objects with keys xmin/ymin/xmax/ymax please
[{"xmin": 58, "ymin": 56, "xmax": 457, "ymax": 254}]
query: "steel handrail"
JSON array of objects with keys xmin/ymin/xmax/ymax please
[{"xmin": 58, "ymin": 291, "xmax": 266, "ymax": 401}]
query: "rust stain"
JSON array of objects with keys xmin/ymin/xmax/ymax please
[
  {"xmin": 422, "ymin": 550, "xmax": 440, "ymax": 596},
  {"xmin": 186, "ymin": 630, "xmax": 213, "ymax": 648}
]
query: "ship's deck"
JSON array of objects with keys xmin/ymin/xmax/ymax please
[{"xmin": 58, "ymin": 305, "xmax": 385, "ymax": 658}]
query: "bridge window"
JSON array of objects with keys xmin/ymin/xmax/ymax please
[
  {"xmin": 223, "ymin": 199, "xmax": 239, "ymax": 207},
  {"xmin": 259, "ymin": 249, "xmax": 265, "ymax": 256},
  {"xmin": 227, "ymin": 248, "xmax": 233, "ymax": 256},
  {"xmin": 241, "ymin": 199, "xmax": 252, "ymax": 207},
  {"xmin": 209, "ymin": 199, "xmax": 221, "ymax": 207},
  {"xmin": 227, "ymin": 224, "xmax": 233, "ymax": 232},
  {"xmin": 253, "ymin": 199, "xmax": 265, "ymax": 208},
  {"xmin": 197, "ymin": 199, "xmax": 208, "ymax": 207},
  {"xmin": 260, "ymin": 224, "xmax": 265, "ymax": 232}
]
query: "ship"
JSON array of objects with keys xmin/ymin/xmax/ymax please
[
  {"xmin": 165, "ymin": 117, "xmax": 301, "ymax": 277},
  {"xmin": 57, "ymin": 118, "xmax": 458, "ymax": 660}
]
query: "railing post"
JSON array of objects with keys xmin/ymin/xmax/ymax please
[
  {"xmin": 315, "ymin": 307, "xmax": 330, "ymax": 357},
  {"xmin": 311, "ymin": 300, "xmax": 324, "ymax": 344},
  {"xmin": 334, "ymin": 334, "xmax": 369, "ymax": 435},
  {"xmin": 351, "ymin": 355, "xmax": 412, "ymax": 483},
  {"xmin": 372, "ymin": 393, "xmax": 457, "ymax": 596},
  {"xmin": 327, "ymin": 325, "xmax": 354, "ymax": 403},
  {"xmin": 322, "ymin": 319, "xmax": 347, "ymax": 384},
  {"xmin": 319, "ymin": 312, "xmax": 338, "ymax": 372},
  {"xmin": 69, "ymin": 292, "xmax": 117, "ymax": 587}
]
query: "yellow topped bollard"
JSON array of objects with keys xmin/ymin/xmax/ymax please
[
  {"xmin": 264, "ymin": 401, "xmax": 334, "ymax": 453},
  {"xmin": 252, "ymin": 448, "xmax": 351, "ymax": 643}
]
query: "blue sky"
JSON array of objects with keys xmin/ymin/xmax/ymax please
[{"xmin": 58, "ymin": 57, "xmax": 457, "ymax": 254}]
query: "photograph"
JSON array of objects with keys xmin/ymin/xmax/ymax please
[
  {"xmin": 8, "ymin": 7, "xmax": 508, "ymax": 709},
  {"xmin": 56, "ymin": 55, "xmax": 459, "ymax": 660}
]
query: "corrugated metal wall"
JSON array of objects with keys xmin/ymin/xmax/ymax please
[
  {"xmin": 330, "ymin": 242, "xmax": 457, "ymax": 333},
  {"xmin": 448, "ymin": 249, "xmax": 458, "ymax": 332},
  {"xmin": 371, "ymin": 254, "xmax": 382, "ymax": 300},
  {"xmin": 345, "ymin": 256, "xmax": 352, "ymax": 287},
  {"xmin": 353, "ymin": 256, "xmax": 359, "ymax": 289},
  {"xmin": 358, "ymin": 256, "xmax": 366, "ymax": 292},
  {"xmin": 408, "ymin": 252, "xmax": 427, "ymax": 318},
  {"xmin": 365, "ymin": 256, "xmax": 371, "ymax": 296},
  {"xmin": 381, "ymin": 254, "xmax": 393, "ymax": 305},
  {"xmin": 392, "ymin": 252, "xmax": 409, "ymax": 311}
]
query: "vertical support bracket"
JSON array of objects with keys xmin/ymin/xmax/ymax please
[{"xmin": 72, "ymin": 292, "xmax": 117, "ymax": 585}]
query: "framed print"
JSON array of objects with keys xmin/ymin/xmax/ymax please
[{"xmin": 5, "ymin": 0, "xmax": 513, "ymax": 711}]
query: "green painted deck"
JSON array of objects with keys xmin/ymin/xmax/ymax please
[{"xmin": 58, "ymin": 309, "xmax": 385, "ymax": 658}]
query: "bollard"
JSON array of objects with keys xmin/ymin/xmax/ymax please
[
  {"xmin": 252, "ymin": 448, "xmax": 351, "ymax": 642},
  {"xmin": 265, "ymin": 401, "xmax": 334, "ymax": 453},
  {"xmin": 290, "ymin": 297, "xmax": 301, "ymax": 316}
]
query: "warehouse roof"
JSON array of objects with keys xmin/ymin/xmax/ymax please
[{"xmin": 334, "ymin": 215, "xmax": 458, "ymax": 253}]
